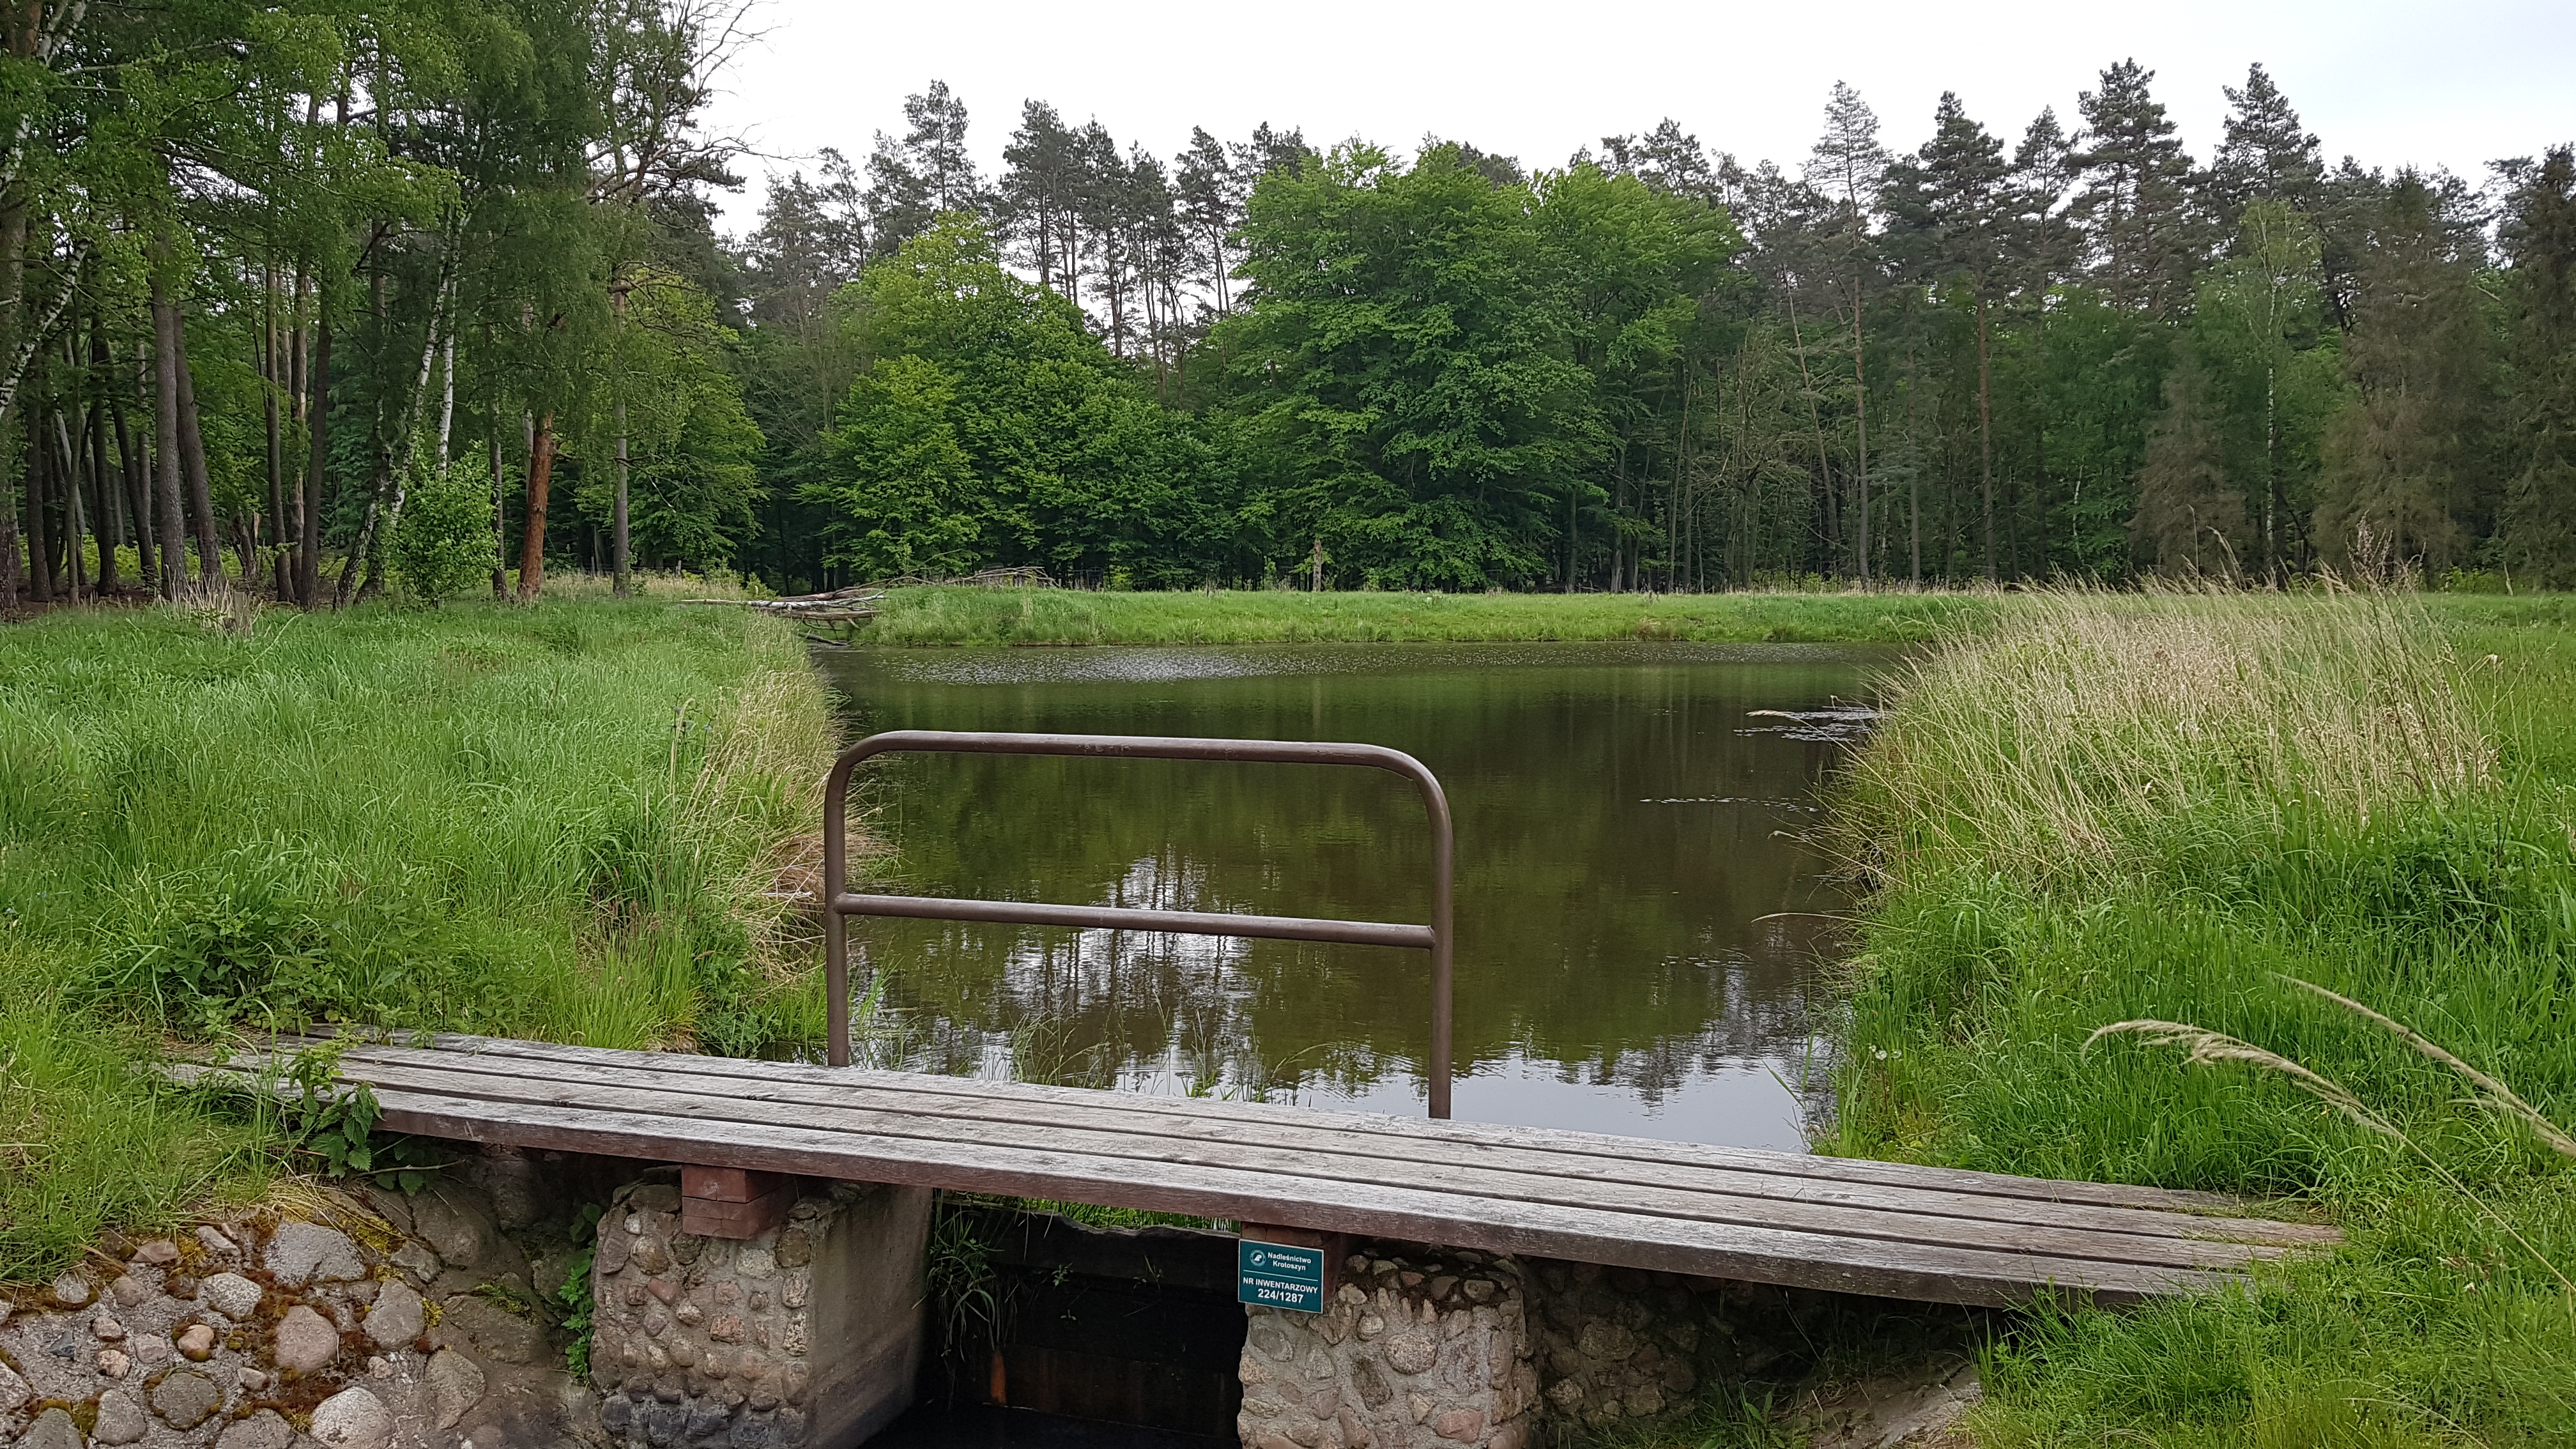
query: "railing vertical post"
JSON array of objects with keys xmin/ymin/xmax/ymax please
[
  {"xmin": 1420, "ymin": 774, "xmax": 1454, "ymax": 1121},
  {"xmin": 822, "ymin": 754, "xmax": 857, "ymax": 1069}
]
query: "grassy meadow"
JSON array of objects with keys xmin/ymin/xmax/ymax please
[
  {"xmin": 1816, "ymin": 587, "xmax": 2576, "ymax": 1447},
  {"xmin": 9, "ymin": 577, "xmax": 2576, "ymax": 1449},
  {"xmin": 0, "ymin": 590, "xmax": 838, "ymax": 1280},
  {"xmin": 850, "ymin": 582, "xmax": 1991, "ymax": 645}
]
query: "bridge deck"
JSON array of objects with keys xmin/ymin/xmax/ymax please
[{"xmin": 220, "ymin": 1033, "xmax": 2335, "ymax": 1308}]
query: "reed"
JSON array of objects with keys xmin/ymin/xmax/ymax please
[
  {"xmin": 1826, "ymin": 585, "xmax": 2576, "ymax": 1446},
  {"xmin": 1839, "ymin": 582, "xmax": 2493, "ymax": 891}
]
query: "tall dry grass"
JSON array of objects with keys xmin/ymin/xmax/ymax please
[
  {"xmin": 676, "ymin": 666, "xmax": 844, "ymax": 981},
  {"xmin": 1840, "ymin": 583, "xmax": 2495, "ymax": 889},
  {"xmin": 1827, "ymin": 587, "xmax": 2576, "ymax": 1445}
]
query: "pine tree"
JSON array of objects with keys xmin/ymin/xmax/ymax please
[
  {"xmin": 2209, "ymin": 63, "xmax": 2325, "ymax": 226},
  {"xmin": 2134, "ymin": 356, "xmax": 2247, "ymax": 574},
  {"xmin": 743, "ymin": 150, "xmax": 866, "ymax": 332},
  {"xmin": 2011, "ymin": 107, "xmax": 2080, "ymax": 288},
  {"xmin": 1176, "ymin": 127, "xmax": 1243, "ymax": 315},
  {"xmin": 2315, "ymin": 174, "xmax": 2496, "ymax": 572},
  {"xmin": 2497, "ymin": 146, "xmax": 2576, "ymax": 585},
  {"xmin": 1886, "ymin": 93, "xmax": 2012, "ymax": 579},
  {"xmin": 1598, "ymin": 119, "xmax": 1724, "ymax": 203},
  {"xmin": 1804, "ymin": 81, "xmax": 1888, "ymax": 579},
  {"xmin": 866, "ymin": 80, "xmax": 981, "ymax": 258},
  {"xmin": 999, "ymin": 101, "xmax": 1082, "ymax": 292},
  {"xmin": 2070, "ymin": 60, "xmax": 2205, "ymax": 315},
  {"xmin": 1229, "ymin": 123, "xmax": 1314, "ymax": 187}
]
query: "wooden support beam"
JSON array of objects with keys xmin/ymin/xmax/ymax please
[{"xmin": 680, "ymin": 1165, "xmax": 797, "ymax": 1239}]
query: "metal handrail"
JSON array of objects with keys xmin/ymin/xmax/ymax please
[{"xmin": 821, "ymin": 730, "xmax": 1457, "ymax": 1118}]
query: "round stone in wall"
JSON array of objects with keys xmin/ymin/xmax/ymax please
[
  {"xmin": 91, "ymin": 1388, "xmax": 150, "ymax": 1445},
  {"xmin": 200, "ymin": 1269, "xmax": 266, "ymax": 1320},
  {"xmin": 309, "ymin": 1385, "xmax": 397, "ymax": 1449},
  {"xmin": 275, "ymin": 1303, "xmax": 344, "ymax": 1373},
  {"xmin": 151, "ymin": 1369, "xmax": 223, "ymax": 1430}
]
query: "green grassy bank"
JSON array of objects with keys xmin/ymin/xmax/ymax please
[
  {"xmin": 852, "ymin": 584, "xmax": 1993, "ymax": 645},
  {"xmin": 1820, "ymin": 588, "xmax": 2576, "ymax": 1447},
  {"xmin": 0, "ymin": 596, "xmax": 837, "ymax": 1281}
]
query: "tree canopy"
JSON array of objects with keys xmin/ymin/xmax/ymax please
[{"xmin": 6, "ymin": 35, "xmax": 2573, "ymax": 603}]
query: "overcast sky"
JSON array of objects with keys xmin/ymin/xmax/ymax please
[{"xmin": 700, "ymin": 0, "xmax": 2575, "ymax": 234}]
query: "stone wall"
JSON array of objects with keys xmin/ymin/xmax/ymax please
[
  {"xmin": 1239, "ymin": 1245, "xmax": 1851, "ymax": 1449},
  {"xmin": 0, "ymin": 1148, "xmax": 632, "ymax": 1449},
  {"xmin": 586, "ymin": 1177, "xmax": 929, "ymax": 1449},
  {"xmin": 1238, "ymin": 1246, "xmax": 1539, "ymax": 1449}
]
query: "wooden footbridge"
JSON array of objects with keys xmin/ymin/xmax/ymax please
[
  {"xmin": 220, "ymin": 732, "xmax": 2335, "ymax": 1310},
  {"xmin": 249, "ymin": 1029, "xmax": 2332, "ymax": 1308}
]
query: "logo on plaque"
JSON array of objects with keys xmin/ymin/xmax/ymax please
[{"xmin": 1237, "ymin": 1239, "xmax": 1326, "ymax": 1312}]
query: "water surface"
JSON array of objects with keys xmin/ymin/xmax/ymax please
[{"xmin": 811, "ymin": 641, "xmax": 1879, "ymax": 1148}]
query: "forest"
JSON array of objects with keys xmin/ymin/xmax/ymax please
[{"xmin": 0, "ymin": 2, "xmax": 2572, "ymax": 602}]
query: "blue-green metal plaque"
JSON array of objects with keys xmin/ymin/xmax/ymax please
[{"xmin": 1237, "ymin": 1239, "xmax": 1326, "ymax": 1312}]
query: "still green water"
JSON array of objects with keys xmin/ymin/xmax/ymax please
[{"xmin": 811, "ymin": 641, "xmax": 1882, "ymax": 1148}]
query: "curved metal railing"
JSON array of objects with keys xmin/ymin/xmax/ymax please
[{"xmin": 821, "ymin": 730, "xmax": 1457, "ymax": 1117}]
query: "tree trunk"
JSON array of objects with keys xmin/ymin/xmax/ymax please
[
  {"xmin": 150, "ymin": 290, "xmax": 187, "ymax": 597},
  {"xmin": 1976, "ymin": 293, "xmax": 1996, "ymax": 581},
  {"xmin": 0, "ymin": 142, "xmax": 23, "ymax": 606},
  {"xmin": 27, "ymin": 404, "xmax": 52, "ymax": 601},
  {"xmin": 1851, "ymin": 297, "xmax": 1870, "ymax": 585},
  {"xmin": 436, "ymin": 330, "xmax": 454, "ymax": 470},
  {"xmin": 1782, "ymin": 291, "xmax": 1837, "ymax": 574},
  {"xmin": 297, "ymin": 317, "xmax": 330, "ymax": 606},
  {"xmin": 352, "ymin": 274, "xmax": 453, "ymax": 604},
  {"xmin": 612, "ymin": 283, "xmax": 629, "ymax": 595},
  {"xmin": 613, "ymin": 399, "xmax": 631, "ymax": 594},
  {"xmin": 57, "ymin": 408, "xmax": 86, "ymax": 599},
  {"xmin": 516, "ymin": 411, "xmax": 554, "ymax": 599},
  {"xmin": 0, "ymin": 428, "xmax": 19, "ymax": 604},
  {"xmin": 285, "ymin": 271, "xmax": 309, "ymax": 601},
  {"xmin": 2032, "ymin": 419, "xmax": 2049, "ymax": 579},
  {"xmin": 263, "ymin": 263, "xmax": 288, "ymax": 599},
  {"xmin": 111, "ymin": 384, "xmax": 150, "ymax": 586},
  {"xmin": 176, "ymin": 334, "xmax": 218, "ymax": 587},
  {"xmin": 489, "ymin": 418, "xmax": 505, "ymax": 597},
  {"xmin": 86, "ymin": 391, "xmax": 114, "ymax": 594}
]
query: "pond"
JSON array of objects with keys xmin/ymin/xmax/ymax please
[{"xmin": 810, "ymin": 641, "xmax": 1883, "ymax": 1149}]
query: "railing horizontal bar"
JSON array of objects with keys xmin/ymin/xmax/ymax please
[
  {"xmin": 832, "ymin": 894, "xmax": 1436, "ymax": 951},
  {"xmin": 845, "ymin": 730, "xmax": 1425, "ymax": 771}
]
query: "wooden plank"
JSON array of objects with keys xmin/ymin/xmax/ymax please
[
  {"xmin": 310, "ymin": 1041, "xmax": 2328, "ymax": 1250},
  {"xmin": 290, "ymin": 1037, "xmax": 2324, "ymax": 1249},
  {"xmin": 320, "ymin": 1055, "xmax": 2274, "ymax": 1271},
  {"xmin": 307, "ymin": 1051, "xmax": 2294, "ymax": 1272},
  {"xmin": 315, "ymin": 1031, "xmax": 2248, "ymax": 1214},
  {"xmin": 305, "ymin": 1075, "xmax": 2223, "ymax": 1307}
]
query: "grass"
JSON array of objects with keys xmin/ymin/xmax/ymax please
[
  {"xmin": 1818, "ymin": 584, "xmax": 2576, "ymax": 1447},
  {"xmin": 0, "ymin": 585, "xmax": 839, "ymax": 1282},
  {"xmin": 848, "ymin": 584, "xmax": 1993, "ymax": 646}
]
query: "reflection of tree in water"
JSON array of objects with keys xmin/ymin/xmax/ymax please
[
  {"xmin": 823, "ymin": 643, "xmax": 1876, "ymax": 1136},
  {"xmin": 867, "ymin": 854, "xmax": 1409, "ymax": 1100},
  {"xmin": 866, "ymin": 855, "xmax": 1844, "ymax": 1122}
]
